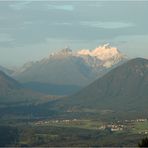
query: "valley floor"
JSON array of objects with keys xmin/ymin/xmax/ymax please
[{"xmin": 0, "ymin": 117, "xmax": 148, "ymax": 147}]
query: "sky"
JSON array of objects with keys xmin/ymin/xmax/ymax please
[{"xmin": 0, "ymin": 0, "xmax": 148, "ymax": 67}]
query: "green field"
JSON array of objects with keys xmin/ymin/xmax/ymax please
[
  {"xmin": 0, "ymin": 118, "xmax": 148, "ymax": 147},
  {"xmin": 32, "ymin": 119, "xmax": 104, "ymax": 130},
  {"xmin": 132, "ymin": 121, "xmax": 148, "ymax": 134}
]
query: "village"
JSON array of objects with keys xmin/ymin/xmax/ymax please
[{"xmin": 33, "ymin": 118, "xmax": 148, "ymax": 134}]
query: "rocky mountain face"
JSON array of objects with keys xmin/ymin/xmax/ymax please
[
  {"xmin": 56, "ymin": 58, "xmax": 148, "ymax": 113},
  {"xmin": 77, "ymin": 43, "xmax": 124, "ymax": 68},
  {"xmin": 13, "ymin": 44, "xmax": 126, "ymax": 88}
]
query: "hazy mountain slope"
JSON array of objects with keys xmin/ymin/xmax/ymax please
[
  {"xmin": 13, "ymin": 45, "xmax": 126, "ymax": 87},
  {"xmin": 23, "ymin": 82, "xmax": 82, "ymax": 95},
  {"xmin": 0, "ymin": 70, "xmax": 22, "ymax": 91},
  {"xmin": 0, "ymin": 71, "xmax": 54, "ymax": 106},
  {"xmin": 0, "ymin": 65, "xmax": 14, "ymax": 75},
  {"xmin": 56, "ymin": 58, "xmax": 148, "ymax": 112},
  {"xmin": 14, "ymin": 55, "xmax": 96, "ymax": 86}
]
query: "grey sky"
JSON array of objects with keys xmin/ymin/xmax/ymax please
[{"xmin": 0, "ymin": 1, "xmax": 148, "ymax": 67}]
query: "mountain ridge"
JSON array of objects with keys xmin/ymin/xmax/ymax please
[
  {"xmin": 0, "ymin": 71, "xmax": 54, "ymax": 106},
  {"xmin": 55, "ymin": 58, "xmax": 148, "ymax": 113},
  {"xmin": 12, "ymin": 45, "xmax": 126, "ymax": 88}
]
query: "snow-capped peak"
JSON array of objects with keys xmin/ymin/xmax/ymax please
[
  {"xmin": 77, "ymin": 44, "xmax": 122, "ymax": 61},
  {"xmin": 42, "ymin": 44, "xmax": 126, "ymax": 68}
]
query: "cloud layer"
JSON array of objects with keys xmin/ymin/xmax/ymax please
[
  {"xmin": 0, "ymin": 1, "xmax": 148, "ymax": 66},
  {"xmin": 80, "ymin": 21, "xmax": 135, "ymax": 29}
]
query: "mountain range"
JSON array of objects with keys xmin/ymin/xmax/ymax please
[
  {"xmin": 12, "ymin": 44, "xmax": 126, "ymax": 95},
  {"xmin": 0, "ymin": 56, "xmax": 148, "ymax": 119},
  {"xmin": 54, "ymin": 58, "xmax": 148, "ymax": 116}
]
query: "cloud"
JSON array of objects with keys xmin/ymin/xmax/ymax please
[
  {"xmin": 47, "ymin": 4, "xmax": 74, "ymax": 11},
  {"xmin": 23, "ymin": 21, "xmax": 33, "ymax": 25},
  {"xmin": 53, "ymin": 22, "xmax": 72, "ymax": 26},
  {"xmin": 0, "ymin": 33, "xmax": 15, "ymax": 42},
  {"xmin": 80, "ymin": 21, "xmax": 135, "ymax": 29},
  {"xmin": 9, "ymin": 1, "xmax": 31, "ymax": 10},
  {"xmin": 45, "ymin": 37, "xmax": 88, "ymax": 43}
]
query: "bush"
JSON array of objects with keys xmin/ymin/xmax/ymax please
[
  {"xmin": 0, "ymin": 126, "xmax": 19, "ymax": 146},
  {"xmin": 138, "ymin": 137, "xmax": 148, "ymax": 147}
]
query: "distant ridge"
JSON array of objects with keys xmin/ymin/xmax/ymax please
[
  {"xmin": 0, "ymin": 71, "xmax": 52, "ymax": 105},
  {"xmin": 0, "ymin": 65, "xmax": 14, "ymax": 75},
  {"xmin": 0, "ymin": 70, "xmax": 22, "ymax": 90},
  {"xmin": 56, "ymin": 58, "xmax": 148, "ymax": 113},
  {"xmin": 13, "ymin": 45, "xmax": 126, "ymax": 88}
]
